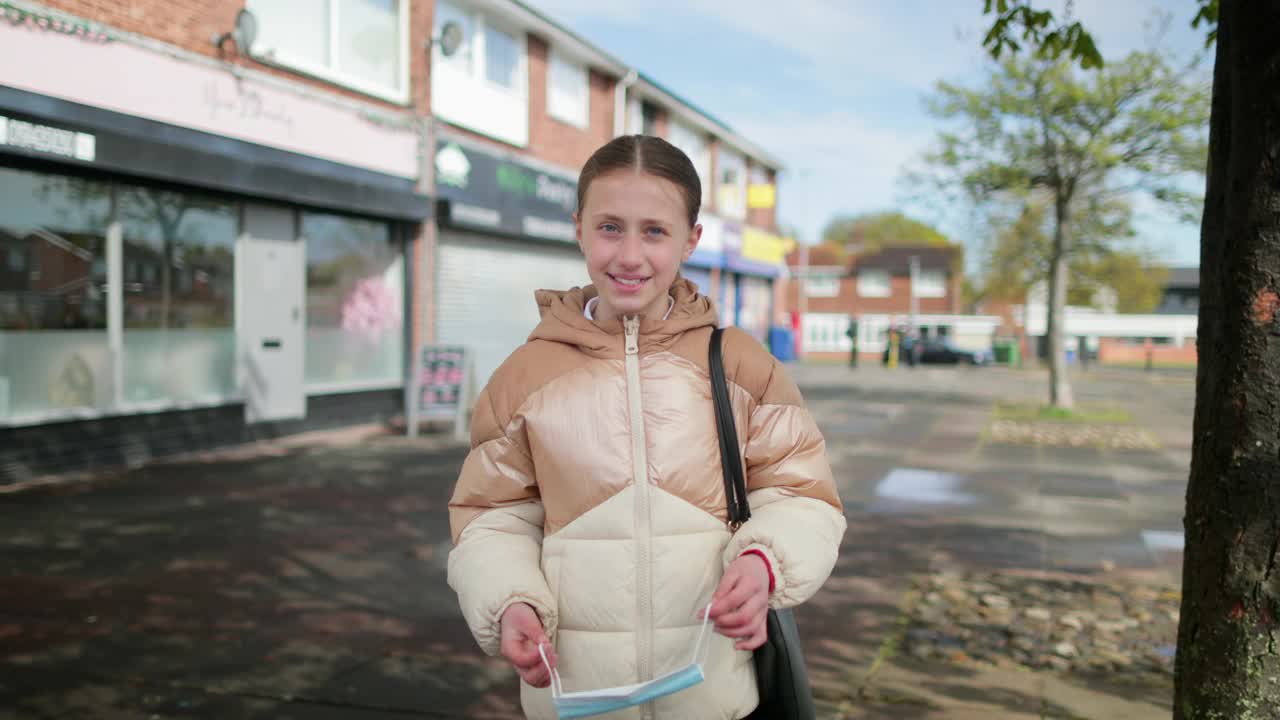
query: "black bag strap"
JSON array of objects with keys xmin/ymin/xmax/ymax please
[{"xmin": 710, "ymin": 328, "xmax": 751, "ymax": 528}]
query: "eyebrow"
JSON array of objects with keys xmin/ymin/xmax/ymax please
[{"xmin": 592, "ymin": 213, "xmax": 673, "ymax": 227}]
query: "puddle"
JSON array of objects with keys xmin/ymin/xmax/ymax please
[
  {"xmin": 1142, "ymin": 530, "xmax": 1185, "ymax": 552},
  {"xmin": 874, "ymin": 468, "xmax": 975, "ymax": 506}
]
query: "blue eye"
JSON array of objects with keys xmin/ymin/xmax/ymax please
[
  {"xmin": 646, "ymin": 226, "xmax": 666, "ymax": 237},
  {"xmin": 600, "ymin": 223, "xmax": 620, "ymax": 234}
]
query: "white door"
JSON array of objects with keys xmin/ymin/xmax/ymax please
[
  {"xmin": 436, "ymin": 232, "xmax": 586, "ymax": 392},
  {"xmin": 238, "ymin": 204, "xmax": 305, "ymax": 423}
]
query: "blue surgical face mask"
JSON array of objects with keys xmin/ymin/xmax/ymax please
[{"xmin": 539, "ymin": 605, "xmax": 714, "ymax": 719}]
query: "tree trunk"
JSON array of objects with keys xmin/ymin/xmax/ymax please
[
  {"xmin": 1046, "ymin": 194, "xmax": 1074, "ymax": 408},
  {"xmin": 1174, "ymin": 1, "xmax": 1280, "ymax": 717}
]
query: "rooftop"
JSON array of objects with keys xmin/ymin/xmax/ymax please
[
  {"xmin": 852, "ymin": 245, "xmax": 960, "ymax": 273},
  {"xmin": 1166, "ymin": 266, "xmax": 1199, "ymax": 288}
]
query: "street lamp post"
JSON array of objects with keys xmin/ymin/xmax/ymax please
[
  {"xmin": 798, "ymin": 240, "xmax": 808, "ymax": 360},
  {"xmin": 909, "ymin": 254, "xmax": 920, "ymax": 334}
]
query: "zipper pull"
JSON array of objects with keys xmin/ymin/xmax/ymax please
[{"xmin": 624, "ymin": 316, "xmax": 639, "ymax": 355}]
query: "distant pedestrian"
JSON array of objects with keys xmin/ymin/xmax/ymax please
[
  {"xmin": 445, "ymin": 135, "xmax": 845, "ymax": 720},
  {"xmin": 846, "ymin": 316, "xmax": 859, "ymax": 368}
]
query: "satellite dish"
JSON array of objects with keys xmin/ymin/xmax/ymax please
[
  {"xmin": 232, "ymin": 8, "xmax": 258, "ymax": 55},
  {"xmin": 212, "ymin": 8, "xmax": 258, "ymax": 56},
  {"xmin": 437, "ymin": 21, "xmax": 464, "ymax": 57}
]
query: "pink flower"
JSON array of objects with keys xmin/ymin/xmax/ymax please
[{"xmin": 340, "ymin": 276, "xmax": 401, "ymax": 342}]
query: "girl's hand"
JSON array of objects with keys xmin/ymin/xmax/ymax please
[
  {"xmin": 706, "ymin": 554, "xmax": 771, "ymax": 651},
  {"xmin": 500, "ymin": 602, "xmax": 556, "ymax": 688}
]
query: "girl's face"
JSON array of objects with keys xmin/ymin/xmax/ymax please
[{"xmin": 575, "ymin": 169, "xmax": 701, "ymax": 323}]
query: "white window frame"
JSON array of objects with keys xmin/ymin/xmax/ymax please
[
  {"xmin": 247, "ymin": 0, "xmax": 411, "ymax": 105},
  {"xmin": 547, "ymin": 49, "xmax": 590, "ymax": 129},
  {"xmin": 436, "ymin": 3, "xmax": 529, "ymax": 99},
  {"xmin": 858, "ymin": 269, "xmax": 891, "ymax": 298},
  {"xmin": 430, "ymin": 0, "xmax": 529, "ymax": 146},
  {"xmin": 915, "ymin": 269, "xmax": 947, "ymax": 298},
  {"xmin": 803, "ymin": 274, "xmax": 840, "ymax": 298},
  {"xmin": 478, "ymin": 18, "xmax": 526, "ymax": 94}
]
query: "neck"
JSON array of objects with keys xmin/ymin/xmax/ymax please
[{"xmin": 595, "ymin": 294, "xmax": 671, "ymax": 324}]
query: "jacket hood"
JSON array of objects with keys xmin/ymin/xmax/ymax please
[{"xmin": 529, "ymin": 276, "xmax": 719, "ymax": 356}]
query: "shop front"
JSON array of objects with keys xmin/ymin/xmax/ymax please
[
  {"xmin": 0, "ymin": 22, "xmax": 428, "ymax": 479},
  {"xmin": 724, "ymin": 225, "xmax": 788, "ymax": 344},
  {"xmin": 432, "ymin": 136, "xmax": 587, "ymax": 391},
  {"xmin": 682, "ymin": 213, "xmax": 724, "ymax": 300}
]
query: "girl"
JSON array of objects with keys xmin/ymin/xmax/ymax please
[{"xmin": 447, "ymin": 135, "xmax": 845, "ymax": 720}]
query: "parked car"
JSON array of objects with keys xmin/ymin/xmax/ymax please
[{"xmin": 919, "ymin": 339, "xmax": 992, "ymax": 366}]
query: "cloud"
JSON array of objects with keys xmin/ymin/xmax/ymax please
[
  {"xmin": 731, "ymin": 109, "xmax": 933, "ymax": 240},
  {"xmin": 526, "ymin": 0, "xmax": 983, "ymax": 92}
]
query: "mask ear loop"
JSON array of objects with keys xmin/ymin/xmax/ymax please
[
  {"xmin": 538, "ymin": 643, "xmax": 563, "ymax": 698},
  {"xmin": 691, "ymin": 603, "xmax": 714, "ymax": 667}
]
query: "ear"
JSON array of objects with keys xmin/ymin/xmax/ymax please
[
  {"xmin": 574, "ymin": 213, "xmax": 586, "ymax": 255},
  {"xmin": 682, "ymin": 223, "xmax": 703, "ymax": 262}
]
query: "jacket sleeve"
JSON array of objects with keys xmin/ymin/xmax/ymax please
[
  {"xmin": 446, "ymin": 386, "xmax": 556, "ymax": 657},
  {"xmin": 721, "ymin": 355, "xmax": 846, "ymax": 609}
]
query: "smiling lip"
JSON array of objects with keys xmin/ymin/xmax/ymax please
[{"xmin": 608, "ymin": 273, "xmax": 649, "ymax": 294}]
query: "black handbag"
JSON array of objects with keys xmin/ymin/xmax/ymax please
[{"xmin": 708, "ymin": 328, "xmax": 817, "ymax": 720}]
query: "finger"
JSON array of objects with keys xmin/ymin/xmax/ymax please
[
  {"xmin": 735, "ymin": 628, "xmax": 767, "ymax": 651},
  {"xmin": 521, "ymin": 664, "xmax": 551, "ymax": 688},
  {"xmin": 501, "ymin": 636, "xmax": 524, "ymax": 665},
  {"xmin": 735, "ymin": 616, "xmax": 769, "ymax": 651},
  {"xmin": 709, "ymin": 575, "xmax": 742, "ymax": 619},
  {"xmin": 524, "ymin": 661, "xmax": 550, "ymax": 686},
  {"xmin": 716, "ymin": 593, "xmax": 767, "ymax": 633},
  {"xmin": 509, "ymin": 642, "xmax": 544, "ymax": 670},
  {"xmin": 715, "ymin": 581, "xmax": 763, "ymax": 624},
  {"xmin": 716, "ymin": 613, "xmax": 763, "ymax": 638}
]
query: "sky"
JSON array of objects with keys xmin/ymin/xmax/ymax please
[{"xmin": 523, "ymin": 0, "xmax": 1211, "ymax": 269}]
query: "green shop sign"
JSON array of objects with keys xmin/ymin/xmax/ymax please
[{"xmin": 434, "ymin": 139, "xmax": 577, "ymax": 243}]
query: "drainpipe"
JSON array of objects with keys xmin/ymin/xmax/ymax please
[{"xmin": 614, "ymin": 69, "xmax": 638, "ymax": 137}]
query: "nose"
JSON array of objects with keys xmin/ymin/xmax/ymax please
[{"xmin": 617, "ymin": 231, "xmax": 644, "ymax": 268}]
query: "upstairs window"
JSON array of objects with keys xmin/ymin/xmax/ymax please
[
  {"xmin": 858, "ymin": 269, "xmax": 890, "ymax": 297},
  {"xmin": 430, "ymin": 0, "xmax": 529, "ymax": 145},
  {"xmin": 548, "ymin": 51, "xmax": 590, "ymax": 128},
  {"xmin": 915, "ymin": 269, "xmax": 946, "ymax": 298},
  {"xmin": 249, "ymin": 0, "xmax": 408, "ymax": 103}
]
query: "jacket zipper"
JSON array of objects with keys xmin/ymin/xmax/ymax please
[{"xmin": 623, "ymin": 316, "xmax": 655, "ymax": 720}]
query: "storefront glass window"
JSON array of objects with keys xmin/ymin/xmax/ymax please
[
  {"xmin": 302, "ymin": 212, "xmax": 403, "ymax": 388},
  {"xmin": 117, "ymin": 185, "xmax": 237, "ymax": 405},
  {"xmin": 0, "ymin": 168, "xmax": 112, "ymax": 420}
]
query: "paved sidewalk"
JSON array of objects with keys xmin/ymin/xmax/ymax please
[{"xmin": 0, "ymin": 364, "xmax": 1193, "ymax": 719}]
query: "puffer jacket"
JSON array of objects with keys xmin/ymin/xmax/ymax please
[{"xmin": 447, "ymin": 278, "xmax": 846, "ymax": 720}]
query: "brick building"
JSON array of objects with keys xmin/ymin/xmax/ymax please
[
  {"xmin": 0, "ymin": 0, "xmax": 787, "ymax": 479},
  {"xmin": 784, "ymin": 244, "xmax": 998, "ymax": 361}
]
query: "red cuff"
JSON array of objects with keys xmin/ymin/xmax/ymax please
[{"xmin": 741, "ymin": 549, "xmax": 776, "ymax": 593}]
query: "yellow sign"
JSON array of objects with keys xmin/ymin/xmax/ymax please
[
  {"xmin": 742, "ymin": 227, "xmax": 789, "ymax": 265},
  {"xmin": 747, "ymin": 183, "xmax": 776, "ymax": 209}
]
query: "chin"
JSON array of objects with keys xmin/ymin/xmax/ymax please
[{"xmin": 606, "ymin": 295, "xmax": 651, "ymax": 314}]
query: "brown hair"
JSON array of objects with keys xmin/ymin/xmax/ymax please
[{"xmin": 576, "ymin": 134, "xmax": 701, "ymax": 227}]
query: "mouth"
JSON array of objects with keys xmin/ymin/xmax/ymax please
[{"xmin": 607, "ymin": 273, "xmax": 650, "ymax": 291}]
